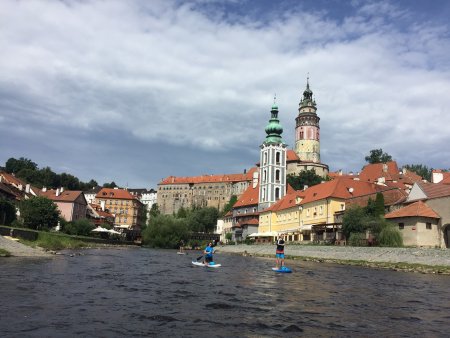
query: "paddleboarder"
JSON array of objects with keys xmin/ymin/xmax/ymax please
[
  {"xmin": 203, "ymin": 242, "xmax": 215, "ymax": 265},
  {"xmin": 275, "ymin": 234, "xmax": 285, "ymax": 269}
]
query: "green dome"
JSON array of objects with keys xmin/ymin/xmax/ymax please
[{"xmin": 263, "ymin": 104, "xmax": 284, "ymax": 144}]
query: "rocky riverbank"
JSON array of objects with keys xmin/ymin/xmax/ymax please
[
  {"xmin": 0, "ymin": 235, "xmax": 52, "ymax": 257},
  {"xmin": 217, "ymin": 244, "xmax": 450, "ymax": 274}
]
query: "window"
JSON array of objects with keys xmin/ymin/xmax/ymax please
[
  {"xmin": 275, "ymin": 169, "xmax": 280, "ymax": 182},
  {"xmin": 276, "ymin": 152, "xmax": 281, "ymax": 164},
  {"xmin": 263, "ymin": 152, "xmax": 268, "ymax": 165},
  {"xmin": 399, "ymin": 222, "xmax": 404, "ymax": 230},
  {"xmin": 426, "ymin": 223, "xmax": 432, "ymax": 230},
  {"xmin": 275, "ymin": 187, "xmax": 280, "ymax": 200}
]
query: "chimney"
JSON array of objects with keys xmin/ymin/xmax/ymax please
[
  {"xmin": 56, "ymin": 188, "xmax": 60, "ymax": 197},
  {"xmin": 60, "ymin": 187, "xmax": 64, "ymax": 193},
  {"xmin": 18, "ymin": 184, "xmax": 23, "ymax": 191},
  {"xmin": 303, "ymin": 185, "xmax": 308, "ymax": 191},
  {"xmin": 25, "ymin": 184, "xmax": 30, "ymax": 193},
  {"xmin": 338, "ymin": 169, "xmax": 343, "ymax": 176},
  {"xmin": 42, "ymin": 187, "xmax": 47, "ymax": 192},
  {"xmin": 252, "ymin": 171, "xmax": 258, "ymax": 188},
  {"xmin": 383, "ymin": 163, "xmax": 388, "ymax": 172}
]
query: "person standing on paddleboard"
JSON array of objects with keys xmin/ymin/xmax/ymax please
[
  {"xmin": 203, "ymin": 242, "xmax": 214, "ymax": 265},
  {"xmin": 275, "ymin": 234, "xmax": 285, "ymax": 269}
]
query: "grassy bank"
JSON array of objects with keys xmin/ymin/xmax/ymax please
[
  {"xmin": 20, "ymin": 232, "xmax": 89, "ymax": 251},
  {"xmin": 0, "ymin": 248, "xmax": 11, "ymax": 257}
]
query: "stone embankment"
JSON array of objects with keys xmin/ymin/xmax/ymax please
[
  {"xmin": 0, "ymin": 235, "xmax": 52, "ymax": 257},
  {"xmin": 217, "ymin": 244, "xmax": 450, "ymax": 273}
]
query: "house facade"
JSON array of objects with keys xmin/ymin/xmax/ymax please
[{"xmin": 39, "ymin": 188, "xmax": 87, "ymax": 222}]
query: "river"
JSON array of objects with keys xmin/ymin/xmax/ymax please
[{"xmin": 1, "ymin": 247, "xmax": 449, "ymax": 337}]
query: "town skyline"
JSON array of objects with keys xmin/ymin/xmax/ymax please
[{"xmin": 1, "ymin": 0, "xmax": 450, "ymax": 188}]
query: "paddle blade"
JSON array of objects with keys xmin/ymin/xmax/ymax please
[{"xmin": 196, "ymin": 255, "xmax": 203, "ymax": 261}]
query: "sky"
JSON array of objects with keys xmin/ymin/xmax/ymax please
[{"xmin": 1, "ymin": 0, "xmax": 450, "ymax": 189}]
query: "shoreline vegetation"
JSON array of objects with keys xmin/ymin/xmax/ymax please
[{"xmin": 217, "ymin": 244, "xmax": 450, "ymax": 275}]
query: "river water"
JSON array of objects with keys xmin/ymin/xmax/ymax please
[{"xmin": 1, "ymin": 247, "xmax": 449, "ymax": 337}]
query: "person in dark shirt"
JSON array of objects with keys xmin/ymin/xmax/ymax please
[{"xmin": 275, "ymin": 234, "xmax": 285, "ymax": 269}]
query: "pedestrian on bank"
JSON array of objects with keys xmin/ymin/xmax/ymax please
[{"xmin": 275, "ymin": 234, "xmax": 285, "ymax": 269}]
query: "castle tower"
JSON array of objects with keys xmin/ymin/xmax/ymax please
[
  {"xmin": 294, "ymin": 77, "xmax": 321, "ymax": 163},
  {"xmin": 258, "ymin": 99, "xmax": 287, "ymax": 211}
]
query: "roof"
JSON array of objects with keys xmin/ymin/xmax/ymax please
[
  {"xmin": 385, "ymin": 201, "xmax": 440, "ymax": 219},
  {"xmin": 0, "ymin": 171, "xmax": 26, "ymax": 187},
  {"xmin": 346, "ymin": 187, "xmax": 408, "ymax": 208},
  {"xmin": 96, "ymin": 188, "xmax": 138, "ymax": 200},
  {"xmin": 263, "ymin": 190, "xmax": 306, "ymax": 213},
  {"xmin": 359, "ymin": 161, "xmax": 423, "ymax": 185},
  {"xmin": 233, "ymin": 183, "xmax": 259, "ymax": 208},
  {"xmin": 83, "ymin": 186, "xmax": 102, "ymax": 194},
  {"xmin": 414, "ymin": 181, "xmax": 450, "ymax": 200},
  {"xmin": 286, "ymin": 150, "xmax": 300, "ymax": 162},
  {"xmin": 159, "ymin": 167, "xmax": 257, "ymax": 185},
  {"xmin": 39, "ymin": 189, "xmax": 85, "ymax": 203},
  {"xmin": 298, "ymin": 178, "xmax": 379, "ymax": 205}
]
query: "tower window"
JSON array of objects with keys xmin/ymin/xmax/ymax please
[
  {"xmin": 276, "ymin": 152, "xmax": 281, "ymax": 164},
  {"xmin": 275, "ymin": 169, "xmax": 280, "ymax": 182},
  {"xmin": 263, "ymin": 152, "xmax": 268, "ymax": 165},
  {"xmin": 275, "ymin": 187, "xmax": 280, "ymax": 200}
]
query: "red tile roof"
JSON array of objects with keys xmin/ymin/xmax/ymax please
[
  {"xmin": 414, "ymin": 181, "xmax": 450, "ymax": 200},
  {"xmin": 96, "ymin": 188, "xmax": 137, "ymax": 200},
  {"xmin": 299, "ymin": 178, "xmax": 379, "ymax": 205},
  {"xmin": 159, "ymin": 167, "xmax": 258, "ymax": 185},
  {"xmin": 233, "ymin": 183, "xmax": 259, "ymax": 208},
  {"xmin": 0, "ymin": 171, "xmax": 26, "ymax": 187},
  {"xmin": 39, "ymin": 189, "xmax": 84, "ymax": 203},
  {"xmin": 358, "ymin": 161, "xmax": 423, "ymax": 185},
  {"xmin": 286, "ymin": 150, "xmax": 300, "ymax": 162},
  {"xmin": 263, "ymin": 190, "xmax": 306, "ymax": 212},
  {"xmin": 385, "ymin": 201, "xmax": 440, "ymax": 219}
]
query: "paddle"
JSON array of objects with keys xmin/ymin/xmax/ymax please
[{"xmin": 196, "ymin": 255, "xmax": 203, "ymax": 261}]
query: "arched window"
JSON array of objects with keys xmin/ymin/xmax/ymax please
[
  {"xmin": 275, "ymin": 187, "xmax": 280, "ymax": 200},
  {"xmin": 263, "ymin": 152, "xmax": 268, "ymax": 165},
  {"xmin": 263, "ymin": 169, "xmax": 267, "ymax": 182},
  {"xmin": 275, "ymin": 169, "xmax": 280, "ymax": 182},
  {"xmin": 276, "ymin": 152, "xmax": 281, "ymax": 165}
]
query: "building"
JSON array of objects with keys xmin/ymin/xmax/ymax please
[
  {"xmin": 94, "ymin": 188, "xmax": 144, "ymax": 231},
  {"xmin": 231, "ymin": 180, "xmax": 260, "ymax": 242},
  {"xmin": 259, "ymin": 101, "xmax": 287, "ymax": 211},
  {"xmin": 39, "ymin": 187, "xmax": 87, "ymax": 222},
  {"xmin": 128, "ymin": 188, "xmax": 157, "ymax": 219},
  {"xmin": 385, "ymin": 181, "xmax": 450, "ymax": 248},
  {"xmin": 157, "ymin": 169, "xmax": 257, "ymax": 215},
  {"xmin": 83, "ymin": 186, "xmax": 102, "ymax": 204},
  {"xmin": 292, "ymin": 79, "xmax": 329, "ymax": 177}
]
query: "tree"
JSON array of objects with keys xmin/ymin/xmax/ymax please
[
  {"xmin": 287, "ymin": 169, "xmax": 324, "ymax": 191},
  {"xmin": 187, "ymin": 207, "xmax": 219, "ymax": 233},
  {"xmin": 176, "ymin": 206, "xmax": 189, "ymax": 219},
  {"xmin": 149, "ymin": 203, "xmax": 161, "ymax": 218},
  {"xmin": 5, "ymin": 157, "xmax": 37, "ymax": 174},
  {"xmin": 374, "ymin": 192, "xmax": 385, "ymax": 217},
  {"xmin": 342, "ymin": 205, "xmax": 368, "ymax": 240},
  {"xmin": 63, "ymin": 218, "xmax": 95, "ymax": 236},
  {"xmin": 19, "ymin": 197, "xmax": 60, "ymax": 230},
  {"xmin": 403, "ymin": 164, "xmax": 432, "ymax": 181},
  {"xmin": 0, "ymin": 198, "xmax": 16, "ymax": 225},
  {"xmin": 142, "ymin": 214, "xmax": 189, "ymax": 248},
  {"xmin": 364, "ymin": 149, "xmax": 392, "ymax": 164},
  {"xmin": 103, "ymin": 181, "xmax": 118, "ymax": 188},
  {"xmin": 221, "ymin": 195, "xmax": 238, "ymax": 217}
]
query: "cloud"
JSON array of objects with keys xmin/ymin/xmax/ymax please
[{"xmin": 1, "ymin": 0, "xmax": 450, "ymax": 187}]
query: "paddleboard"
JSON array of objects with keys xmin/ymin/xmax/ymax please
[
  {"xmin": 177, "ymin": 252, "xmax": 186, "ymax": 255},
  {"xmin": 272, "ymin": 266, "xmax": 292, "ymax": 273},
  {"xmin": 192, "ymin": 261, "xmax": 222, "ymax": 268}
]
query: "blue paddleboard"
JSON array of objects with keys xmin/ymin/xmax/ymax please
[{"xmin": 272, "ymin": 266, "xmax": 292, "ymax": 273}]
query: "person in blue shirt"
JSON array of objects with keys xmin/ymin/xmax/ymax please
[{"xmin": 203, "ymin": 242, "xmax": 215, "ymax": 265}]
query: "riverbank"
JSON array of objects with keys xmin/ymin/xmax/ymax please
[
  {"xmin": 217, "ymin": 244, "xmax": 450, "ymax": 274},
  {"xmin": 0, "ymin": 235, "xmax": 52, "ymax": 257}
]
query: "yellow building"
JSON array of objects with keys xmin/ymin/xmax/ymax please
[{"xmin": 258, "ymin": 178, "xmax": 381, "ymax": 243}]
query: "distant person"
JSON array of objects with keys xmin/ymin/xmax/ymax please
[
  {"xmin": 275, "ymin": 234, "xmax": 285, "ymax": 269},
  {"xmin": 179, "ymin": 239, "xmax": 185, "ymax": 253},
  {"xmin": 203, "ymin": 242, "xmax": 215, "ymax": 265}
]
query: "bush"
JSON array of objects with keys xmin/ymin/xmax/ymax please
[
  {"xmin": 142, "ymin": 215, "xmax": 189, "ymax": 248},
  {"xmin": 0, "ymin": 199, "xmax": 17, "ymax": 225},
  {"xmin": 348, "ymin": 233, "xmax": 367, "ymax": 246},
  {"xmin": 63, "ymin": 219, "xmax": 95, "ymax": 236},
  {"xmin": 378, "ymin": 225, "xmax": 403, "ymax": 247}
]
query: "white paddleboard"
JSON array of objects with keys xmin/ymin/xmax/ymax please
[
  {"xmin": 192, "ymin": 261, "xmax": 221, "ymax": 268},
  {"xmin": 177, "ymin": 252, "xmax": 186, "ymax": 255}
]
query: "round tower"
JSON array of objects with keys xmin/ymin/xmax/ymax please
[{"xmin": 294, "ymin": 78, "xmax": 321, "ymax": 163}]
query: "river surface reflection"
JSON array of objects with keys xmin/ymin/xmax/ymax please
[{"xmin": 1, "ymin": 247, "xmax": 449, "ymax": 337}]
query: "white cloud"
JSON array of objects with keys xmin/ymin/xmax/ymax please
[{"xmin": 1, "ymin": 0, "xmax": 450, "ymax": 186}]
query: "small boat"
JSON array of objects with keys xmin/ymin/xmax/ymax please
[
  {"xmin": 192, "ymin": 261, "xmax": 221, "ymax": 268},
  {"xmin": 177, "ymin": 252, "xmax": 186, "ymax": 255}
]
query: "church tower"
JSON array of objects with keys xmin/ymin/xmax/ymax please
[
  {"xmin": 258, "ymin": 100, "xmax": 287, "ymax": 211},
  {"xmin": 294, "ymin": 77, "xmax": 321, "ymax": 163}
]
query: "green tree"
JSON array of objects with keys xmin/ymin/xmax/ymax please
[
  {"xmin": 374, "ymin": 192, "xmax": 385, "ymax": 216},
  {"xmin": 103, "ymin": 181, "xmax": 118, "ymax": 188},
  {"xmin": 5, "ymin": 157, "xmax": 37, "ymax": 174},
  {"xmin": 287, "ymin": 169, "xmax": 324, "ymax": 191},
  {"xmin": 342, "ymin": 205, "xmax": 368, "ymax": 240},
  {"xmin": 142, "ymin": 214, "xmax": 189, "ymax": 248},
  {"xmin": 187, "ymin": 207, "xmax": 219, "ymax": 233},
  {"xmin": 0, "ymin": 198, "xmax": 16, "ymax": 225},
  {"xmin": 176, "ymin": 206, "xmax": 189, "ymax": 219},
  {"xmin": 378, "ymin": 223, "xmax": 403, "ymax": 247},
  {"xmin": 221, "ymin": 195, "xmax": 238, "ymax": 216},
  {"xmin": 403, "ymin": 164, "xmax": 432, "ymax": 181},
  {"xmin": 364, "ymin": 149, "xmax": 393, "ymax": 164},
  {"xmin": 19, "ymin": 197, "xmax": 60, "ymax": 230},
  {"xmin": 149, "ymin": 203, "xmax": 160, "ymax": 218},
  {"xmin": 63, "ymin": 218, "xmax": 95, "ymax": 236}
]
